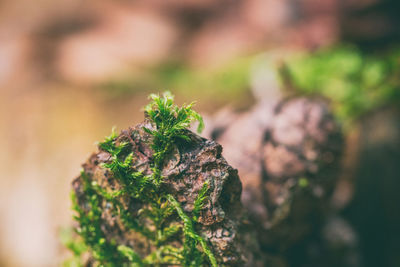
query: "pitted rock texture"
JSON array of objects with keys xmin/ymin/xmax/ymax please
[
  {"xmin": 72, "ymin": 121, "xmax": 264, "ymax": 266},
  {"xmin": 261, "ymin": 97, "xmax": 343, "ymax": 240},
  {"xmin": 209, "ymin": 97, "xmax": 343, "ymax": 252}
]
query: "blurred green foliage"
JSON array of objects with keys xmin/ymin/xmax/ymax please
[
  {"xmin": 98, "ymin": 58, "xmax": 254, "ymax": 108},
  {"xmin": 285, "ymin": 47, "xmax": 400, "ymax": 125},
  {"xmin": 98, "ymin": 46, "xmax": 400, "ymax": 127},
  {"xmin": 60, "ymin": 226, "xmax": 87, "ymax": 267}
]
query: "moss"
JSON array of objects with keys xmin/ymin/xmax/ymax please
[
  {"xmin": 284, "ymin": 46, "xmax": 400, "ymax": 127},
  {"xmin": 66, "ymin": 92, "xmax": 216, "ymax": 267}
]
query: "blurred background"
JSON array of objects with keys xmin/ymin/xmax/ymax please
[{"xmin": 1, "ymin": 0, "xmax": 400, "ymax": 266}]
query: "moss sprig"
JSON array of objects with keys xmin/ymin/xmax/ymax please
[
  {"xmin": 68, "ymin": 92, "xmax": 216, "ymax": 267},
  {"xmin": 144, "ymin": 92, "xmax": 204, "ymax": 186}
]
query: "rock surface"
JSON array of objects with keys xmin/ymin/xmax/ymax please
[
  {"xmin": 72, "ymin": 121, "xmax": 264, "ymax": 266},
  {"xmin": 208, "ymin": 96, "xmax": 344, "ymax": 262}
]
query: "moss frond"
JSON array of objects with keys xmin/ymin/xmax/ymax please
[
  {"xmin": 68, "ymin": 92, "xmax": 216, "ymax": 266},
  {"xmin": 167, "ymin": 194, "xmax": 217, "ymax": 267},
  {"xmin": 193, "ymin": 181, "xmax": 209, "ymax": 221}
]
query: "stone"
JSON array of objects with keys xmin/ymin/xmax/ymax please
[{"xmin": 72, "ymin": 120, "xmax": 264, "ymax": 266}]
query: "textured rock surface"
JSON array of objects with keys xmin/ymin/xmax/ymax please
[
  {"xmin": 260, "ymin": 97, "xmax": 343, "ymax": 247},
  {"xmin": 207, "ymin": 100, "xmax": 278, "ymax": 226},
  {"xmin": 208, "ymin": 96, "xmax": 344, "ymax": 261},
  {"xmin": 72, "ymin": 121, "xmax": 264, "ymax": 266}
]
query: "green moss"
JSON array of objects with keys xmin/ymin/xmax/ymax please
[
  {"xmin": 66, "ymin": 92, "xmax": 216, "ymax": 267},
  {"xmin": 284, "ymin": 46, "xmax": 400, "ymax": 127}
]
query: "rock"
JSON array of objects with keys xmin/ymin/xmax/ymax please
[
  {"xmin": 72, "ymin": 120, "xmax": 264, "ymax": 266},
  {"xmin": 210, "ymin": 96, "xmax": 343, "ymax": 254}
]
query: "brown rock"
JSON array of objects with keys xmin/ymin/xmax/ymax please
[
  {"xmin": 72, "ymin": 120, "xmax": 264, "ymax": 266},
  {"xmin": 260, "ymin": 97, "xmax": 343, "ymax": 248},
  {"xmin": 210, "ymin": 96, "xmax": 343, "ymax": 253}
]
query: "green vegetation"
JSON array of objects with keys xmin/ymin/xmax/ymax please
[
  {"xmin": 66, "ymin": 92, "xmax": 216, "ymax": 266},
  {"xmin": 284, "ymin": 47, "xmax": 400, "ymax": 126},
  {"xmin": 99, "ymin": 47, "xmax": 400, "ymax": 128},
  {"xmin": 98, "ymin": 58, "xmax": 254, "ymax": 108}
]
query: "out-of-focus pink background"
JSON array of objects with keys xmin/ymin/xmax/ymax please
[{"xmin": 1, "ymin": 0, "xmax": 399, "ymax": 266}]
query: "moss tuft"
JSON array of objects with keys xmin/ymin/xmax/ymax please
[{"xmin": 66, "ymin": 92, "xmax": 216, "ymax": 267}]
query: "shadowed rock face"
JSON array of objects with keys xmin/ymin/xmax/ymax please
[
  {"xmin": 72, "ymin": 121, "xmax": 264, "ymax": 266},
  {"xmin": 260, "ymin": 97, "xmax": 343, "ymax": 248},
  {"xmin": 209, "ymin": 96, "xmax": 343, "ymax": 258}
]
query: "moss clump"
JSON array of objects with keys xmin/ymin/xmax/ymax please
[
  {"xmin": 67, "ymin": 92, "xmax": 216, "ymax": 267},
  {"xmin": 284, "ymin": 47, "xmax": 400, "ymax": 126}
]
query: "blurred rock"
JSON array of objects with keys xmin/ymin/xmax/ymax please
[
  {"xmin": 261, "ymin": 97, "xmax": 342, "ymax": 249},
  {"xmin": 205, "ymin": 94, "xmax": 343, "ymax": 264}
]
